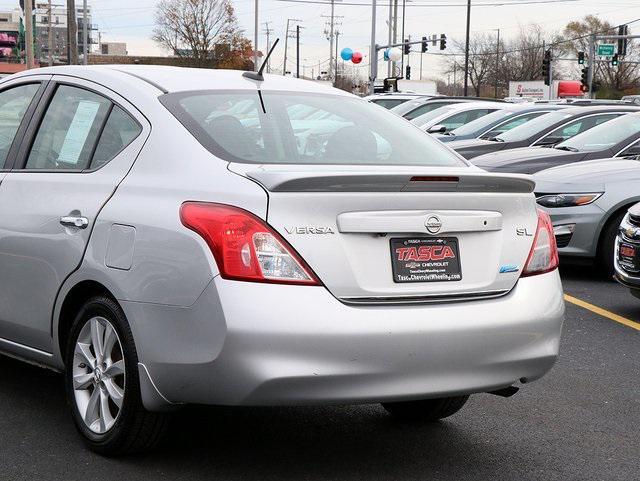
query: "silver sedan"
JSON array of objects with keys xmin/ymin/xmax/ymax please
[
  {"xmin": 0, "ymin": 65, "xmax": 564, "ymax": 454},
  {"xmin": 533, "ymin": 157, "xmax": 640, "ymax": 275}
]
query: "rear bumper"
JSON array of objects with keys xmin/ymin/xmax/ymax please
[{"xmin": 123, "ymin": 270, "xmax": 564, "ymax": 410}]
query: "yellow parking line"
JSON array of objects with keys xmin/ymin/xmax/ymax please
[{"xmin": 564, "ymin": 294, "xmax": 640, "ymax": 332}]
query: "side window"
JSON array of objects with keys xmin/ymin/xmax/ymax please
[
  {"xmin": 545, "ymin": 114, "xmax": 620, "ymax": 142},
  {"xmin": 406, "ymin": 102, "xmax": 448, "ymax": 120},
  {"xmin": 0, "ymin": 83, "xmax": 40, "ymax": 167},
  {"xmin": 25, "ymin": 85, "xmax": 111, "ymax": 170},
  {"xmin": 91, "ymin": 106, "xmax": 142, "ymax": 169},
  {"xmin": 442, "ymin": 109, "xmax": 491, "ymax": 131}
]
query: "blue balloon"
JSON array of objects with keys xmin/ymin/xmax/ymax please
[
  {"xmin": 340, "ymin": 48, "xmax": 353, "ymax": 61},
  {"xmin": 383, "ymin": 48, "xmax": 390, "ymax": 61}
]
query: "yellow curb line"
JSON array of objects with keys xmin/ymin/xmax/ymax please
[{"xmin": 564, "ymin": 294, "xmax": 640, "ymax": 332}]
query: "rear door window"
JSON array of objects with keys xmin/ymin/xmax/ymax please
[
  {"xmin": 0, "ymin": 83, "xmax": 40, "ymax": 167},
  {"xmin": 24, "ymin": 85, "xmax": 141, "ymax": 171},
  {"xmin": 26, "ymin": 85, "xmax": 111, "ymax": 170}
]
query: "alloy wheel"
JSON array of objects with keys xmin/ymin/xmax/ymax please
[{"xmin": 72, "ymin": 316, "xmax": 126, "ymax": 434}]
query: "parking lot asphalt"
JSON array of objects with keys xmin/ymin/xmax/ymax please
[{"xmin": 0, "ymin": 266, "xmax": 638, "ymax": 481}]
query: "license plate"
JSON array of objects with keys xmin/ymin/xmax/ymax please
[
  {"xmin": 618, "ymin": 242, "xmax": 638, "ymax": 270},
  {"xmin": 390, "ymin": 237, "xmax": 462, "ymax": 283}
]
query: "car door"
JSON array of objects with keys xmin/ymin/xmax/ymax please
[{"xmin": 0, "ymin": 76, "xmax": 149, "ymax": 352}]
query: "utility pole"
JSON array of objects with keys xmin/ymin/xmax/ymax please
[
  {"xmin": 263, "ymin": 21, "xmax": 272, "ymax": 73},
  {"xmin": 369, "ymin": 0, "xmax": 377, "ymax": 94},
  {"xmin": 463, "ymin": 0, "xmax": 471, "ymax": 96},
  {"xmin": 588, "ymin": 33, "xmax": 596, "ymax": 98},
  {"xmin": 387, "ymin": 0, "xmax": 392, "ymax": 77},
  {"xmin": 82, "ymin": 0, "xmax": 87, "ymax": 64},
  {"xmin": 67, "ymin": 0, "xmax": 78, "ymax": 65},
  {"xmin": 323, "ymin": 5, "xmax": 343, "ymax": 80},
  {"xmin": 282, "ymin": 18, "xmax": 301, "ymax": 75},
  {"xmin": 253, "ymin": 0, "xmax": 259, "ymax": 71},
  {"xmin": 392, "ymin": 0, "xmax": 398, "ymax": 76},
  {"xmin": 296, "ymin": 24, "xmax": 300, "ymax": 78},
  {"xmin": 494, "ymin": 28, "xmax": 500, "ymax": 98},
  {"xmin": 335, "ymin": 30, "xmax": 340, "ymax": 81},
  {"xmin": 25, "ymin": 0, "xmax": 34, "ymax": 68},
  {"xmin": 400, "ymin": 0, "xmax": 405, "ymax": 75},
  {"xmin": 47, "ymin": 0, "xmax": 54, "ymax": 66}
]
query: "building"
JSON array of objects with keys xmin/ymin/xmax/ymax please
[
  {"xmin": 34, "ymin": 3, "xmax": 95, "ymax": 64},
  {"xmin": 100, "ymin": 42, "xmax": 127, "ymax": 56}
]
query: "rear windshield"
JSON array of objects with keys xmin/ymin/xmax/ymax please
[
  {"xmin": 161, "ymin": 90, "xmax": 467, "ymax": 167},
  {"xmin": 495, "ymin": 111, "xmax": 574, "ymax": 142}
]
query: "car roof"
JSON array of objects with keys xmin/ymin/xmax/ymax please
[
  {"xmin": 554, "ymin": 104, "xmax": 640, "ymax": 115},
  {"xmin": 5, "ymin": 65, "xmax": 353, "ymax": 97}
]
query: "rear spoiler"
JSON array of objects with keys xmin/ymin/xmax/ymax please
[{"xmin": 246, "ymin": 170, "xmax": 535, "ymax": 194}]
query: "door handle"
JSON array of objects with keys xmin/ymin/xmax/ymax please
[{"xmin": 60, "ymin": 216, "xmax": 89, "ymax": 229}]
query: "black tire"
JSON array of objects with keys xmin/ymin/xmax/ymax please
[
  {"xmin": 64, "ymin": 295, "xmax": 168, "ymax": 455},
  {"xmin": 598, "ymin": 210, "xmax": 626, "ymax": 278},
  {"xmin": 382, "ymin": 395, "xmax": 470, "ymax": 422}
]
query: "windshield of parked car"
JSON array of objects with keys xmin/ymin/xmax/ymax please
[
  {"xmin": 449, "ymin": 109, "xmax": 513, "ymax": 136},
  {"xmin": 555, "ymin": 113, "xmax": 640, "ymax": 152},
  {"xmin": 495, "ymin": 111, "xmax": 575, "ymax": 142},
  {"xmin": 161, "ymin": 90, "xmax": 467, "ymax": 167},
  {"xmin": 411, "ymin": 106, "xmax": 456, "ymax": 126}
]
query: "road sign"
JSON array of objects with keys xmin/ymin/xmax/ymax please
[{"xmin": 597, "ymin": 44, "xmax": 615, "ymax": 56}]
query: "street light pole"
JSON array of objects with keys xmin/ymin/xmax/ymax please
[
  {"xmin": 24, "ymin": 0, "xmax": 34, "ymax": 69},
  {"xmin": 253, "ymin": 0, "xmax": 259, "ymax": 71},
  {"xmin": 369, "ymin": 0, "xmax": 377, "ymax": 94},
  {"xmin": 82, "ymin": 0, "xmax": 88, "ymax": 65},
  {"xmin": 463, "ymin": 0, "xmax": 471, "ymax": 96}
]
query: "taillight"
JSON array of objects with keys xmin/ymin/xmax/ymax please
[
  {"xmin": 522, "ymin": 208, "xmax": 559, "ymax": 277},
  {"xmin": 180, "ymin": 202, "xmax": 321, "ymax": 285}
]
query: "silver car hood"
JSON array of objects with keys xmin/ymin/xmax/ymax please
[{"xmin": 533, "ymin": 157, "xmax": 640, "ymax": 193}]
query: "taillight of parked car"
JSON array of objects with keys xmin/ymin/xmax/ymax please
[
  {"xmin": 522, "ymin": 209, "xmax": 559, "ymax": 277},
  {"xmin": 180, "ymin": 202, "xmax": 321, "ymax": 285}
]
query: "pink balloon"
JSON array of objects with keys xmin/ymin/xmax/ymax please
[{"xmin": 351, "ymin": 52, "xmax": 363, "ymax": 64}]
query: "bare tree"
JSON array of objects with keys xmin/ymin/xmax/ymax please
[
  {"xmin": 152, "ymin": 0, "xmax": 241, "ymax": 66},
  {"xmin": 444, "ymin": 34, "xmax": 496, "ymax": 97}
]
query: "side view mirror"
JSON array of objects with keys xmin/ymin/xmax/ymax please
[{"xmin": 428, "ymin": 124, "xmax": 447, "ymax": 134}]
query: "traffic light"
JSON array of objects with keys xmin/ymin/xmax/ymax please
[
  {"xmin": 405, "ymin": 65, "xmax": 411, "ymax": 80},
  {"xmin": 403, "ymin": 39, "xmax": 410, "ymax": 55},
  {"xmin": 542, "ymin": 49, "xmax": 551, "ymax": 86},
  {"xmin": 440, "ymin": 34, "xmax": 447, "ymax": 50},
  {"xmin": 578, "ymin": 51, "xmax": 585, "ymax": 65},
  {"xmin": 612, "ymin": 54, "xmax": 619, "ymax": 66},
  {"xmin": 580, "ymin": 67, "xmax": 590, "ymax": 92},
  {"xmin": 421, "ymin": 37, "xmax": 428, "ymax": 53},
  {"xmin": 618, "ymin": 24, "xmax": 628, "ymax": 56}
]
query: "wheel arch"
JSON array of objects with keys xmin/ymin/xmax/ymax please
[{"xmin": 595, "ymin": 198, "xmax": 640, "ymax": 257}]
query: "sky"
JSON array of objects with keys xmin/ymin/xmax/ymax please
[{"xmin": 1, "ymin": 0, "xmax": 639, "ymax": 80}]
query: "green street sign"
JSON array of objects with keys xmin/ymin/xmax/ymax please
[{"xmin": 597, "ymin": 44, "xmax": 615, "ymax": 56}]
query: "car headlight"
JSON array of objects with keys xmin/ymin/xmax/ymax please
[{"xmin": 536, "ymin": 193, "xmax": 602, "ymax": 208}]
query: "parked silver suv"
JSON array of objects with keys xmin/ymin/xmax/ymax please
[{"xmin": 0, "ymin": 66, "xmax": 564, "ymax": 455}]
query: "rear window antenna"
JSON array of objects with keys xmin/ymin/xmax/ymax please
[{"xmin": 243, "ymin": 38, "xmax": 279, "ymax": 81}]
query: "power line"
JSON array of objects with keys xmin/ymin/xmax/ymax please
[{"xmin": 274, "ymin": 0, "xmax": 582, "ymax": 7}]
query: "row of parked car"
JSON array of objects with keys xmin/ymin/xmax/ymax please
[{"xmin": 369, "ymin": 92, "xmax": 640, "ymax": 296}]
